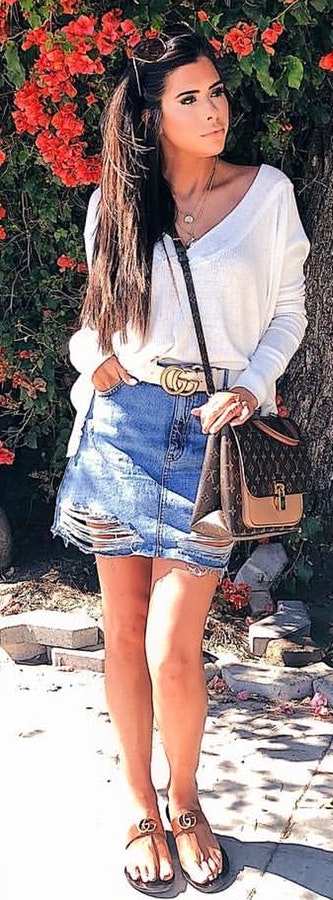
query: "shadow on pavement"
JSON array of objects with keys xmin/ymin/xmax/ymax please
[{"xmin": 159, "ymin": 833, "xmax": 333, "ymax": 897}]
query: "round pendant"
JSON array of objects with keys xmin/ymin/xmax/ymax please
[{"xmin": 183, "ymin": 214, "xmax": 194, "ymax": 224}]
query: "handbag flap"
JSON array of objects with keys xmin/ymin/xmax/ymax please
[{"xmin": 230, "ymin": 416, "xmax": 307, "ymax": 499}]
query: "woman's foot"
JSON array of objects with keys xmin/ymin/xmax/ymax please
[
  {"xmin": 125, "ymin": 806, "xmax": 174, "ymax": 890},
  {"xmin": 167, "ymin": 796, "xmax": 225, "ymax": 887}
]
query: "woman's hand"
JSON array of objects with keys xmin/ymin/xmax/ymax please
[
  {"xmin": 191, "ymin": 387, "xmax": 258, "ymax": 434},
  {"xmin": 92, "ymin": 355, "xmax": 138, "ymax": 391}
]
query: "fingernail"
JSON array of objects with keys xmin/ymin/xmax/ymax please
[{"xmin": 127, "ymin": 377, "xmax": 138, "ymax": 385}]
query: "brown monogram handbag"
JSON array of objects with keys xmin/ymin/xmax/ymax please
[{"xmin": 171, "ymin": 229, "xmax": 307, "ymax": 545}]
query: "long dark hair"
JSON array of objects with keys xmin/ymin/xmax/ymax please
[{"xmin": 80, "ymin": 33, "xmax": 224, "ymax": 353}]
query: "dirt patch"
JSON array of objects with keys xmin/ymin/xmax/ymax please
[
  {"xmin": 0, "ymin": 557, "xmax": 102, "ymax": 620},
  {"xmin": 0, "ymin": 555, "xmax": 255, "ymax": 661}
]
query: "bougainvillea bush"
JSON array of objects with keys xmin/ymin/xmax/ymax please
[{"xmin": 0, "ymin": 0, "xmax": 332, "ymax": 485}]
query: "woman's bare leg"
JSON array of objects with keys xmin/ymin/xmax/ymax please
[
  {"xmin": 146, "ymin": 559, "xmax": 222, "ymax": 886},
  {"xmin": 96, "ymin": 555, "xmax": 173, "ymax": 884}
]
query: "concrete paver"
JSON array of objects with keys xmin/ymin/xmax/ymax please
[{"xmin": 1, "ymin": 659, "xmax": 333, "ymax": 900}]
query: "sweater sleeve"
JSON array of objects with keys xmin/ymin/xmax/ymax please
[
  {"xmin": 68, "ymin": 187, "xmax": 114, "ymax": 379},
  {"xmin": 233, "ymin": 181, "xmax": 310, "ymax": 407}
]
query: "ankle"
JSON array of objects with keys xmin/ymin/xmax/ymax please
[
  {"xmin": 167, "ymin": 782, "xmax": 200, "ymax": 816},
  {"xmin": 123, "ymin": 784, "xmax": 160, "ymax": 820}
]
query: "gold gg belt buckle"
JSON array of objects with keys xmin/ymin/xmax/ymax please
[{"xmin": 159, "ymin": 365, "xmax": 200, "ymax": 396}]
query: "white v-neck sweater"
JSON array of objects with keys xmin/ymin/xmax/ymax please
[{"xmin": 67, "ymin": 163, "xmax": 310, "ymax": 456}]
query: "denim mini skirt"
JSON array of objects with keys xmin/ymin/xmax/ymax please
[{"xmin": 51, "ymin": 375, "xmax": 233, "ymax": 572}]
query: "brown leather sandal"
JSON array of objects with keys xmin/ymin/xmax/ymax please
[
  {"xmin": 124, "ymin": 817, "xmax": 175, "ymax": 896},
  {"xmin": 166, "ymin": 806, "xmax": 230, "ymax": 893}
]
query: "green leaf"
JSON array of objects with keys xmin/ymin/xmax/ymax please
[
  {"xmin": 25, "ymin": 431, "xmax": 38, "ymax": 449},
  {"xmin": 289, "ymin": 4, "xmax": 313, "ymax": 24},
  {"xmin": 310, "ymin": 0, "xmax": 327, "ymax": 10},
  {"xmin": 4, "ymin": 42, "xmax": 26, "ymax": 88},
  {"xmin": 25, "ymin": 11, "xmax": 42, "ymax": 28},
  {"xmin": 211, "ymin": 14, "xmax": 223, "ymax": 29},
  {"xmin": 285, "ymin": 55, "xmax": 304, "ymax": 90},
  {"xmin": 238, "ymin": 55, "xmax": 253, "ymax": 76},
  {"xmin": 252, "ymin": 48, "xmax": 276, "ymax": 96},
  {"xmin": 17, "ymin": 149, "xmax": 30, "ymax": 165}
]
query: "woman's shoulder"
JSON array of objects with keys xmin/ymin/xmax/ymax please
[{"xmin": 219, "ymin": 160, "xmax": 293, "ymax": 191}]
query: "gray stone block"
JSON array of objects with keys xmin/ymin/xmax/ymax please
[
  {"xmin": 248, "ymin": 602, "xmax": 311, "ymax": 656},
  {"xmin": 221, "ymin": 661, "xmax": 313, "ymax": 701},
  {"xmin": 50, "ymin": 646, "xmax": 105, "ymax": 673},
  {"xmin": 264, "ymin": 637, "xmax": 323, "ymax": 668},
  {"xmin": 4, "ymin": 642, "xmax": 47, "ymax": 662},
  {"xmin": 0, "ymin": 610, "xmax": 98, "ymax": 649},
  {"xmin": 235, "ymin": 543, "xmax": 288, "ymax": 590},
  {"xmin": 250, "ymin": 589, "xmax": 274, "ymax": 617},
  {"xmin": 277, "ymin": 600, "xmax": 309, "ymax": 614},
  {"xmin": 0, "ymin": 613, "xmax": 28, "ymax": 644}
]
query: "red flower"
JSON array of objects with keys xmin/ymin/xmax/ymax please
[
  {"xmin": 220, "ymin": 576, "xmax": 251, "ymax": 609},
  {"xmin": 209, "ymin": 37, "xmax": 222, "ymax": 54},
  {"xmin": 13, "ymin": 82, "xmax": 50, "ymax": 134},
  {"xmin": 120, "ymin": 18, "xmax": 137, "ymax": 36},
  {"xmin": 319, "ymin": 51, "xmax": 333, "ymax": 71},
  {"xmin": 95, "ymin": 32, "xmax": 116, "ymax": 55},
  {"xmin": 62, "ymin": 15, "xmax": 97, "ymax": 41},
  {"xmin": 76, "ymin": 261, "xmax": 88, "ymax": 273},
  {"xmin": 66, "ymin": 49, "xmax": 104, "ymax": 76},
  {"xmin": 86, "ymin": 92, "xmax": 97, "ymax": 106},
  {"xmin": 125, "ymin": 31, "xmax": 142, "ymax": 50},
  {"xmin": 262, "ymin": 22, "xmax": 284, "ymax": 55},
  {"xmin": 0, "ymin": 225, "xmax": 6, "ymax": 240},
  {"xmin": 51, "ymin": 103, "xmax": 84, "ymax": 142},
  {"xmin": 144, "ymin": 29, "xmax": 160, "ymax": 39},
  {"xmin": 59, "ymin": 0, "xmax": 81, "ymax": 13},
  {"xmin": 0, "ymin": 205, "xmax": 6, "ymax": 218},
  {"xmin": 197, "ymin": 10, "xmax": 209, "ymax": 22},
  {"xmin": 224, "ymin": 23, "xmax": 257, "ymax": 57},
  {"xmin": 57, "ymin": 254, "xmax": 77, "ymax": 269},
  {"xmin": 0, "ymin": 442, "xmax": 15, "ymax": 465},
  {"xmin": 22, "ymin": 27, "xmax": 49, "ymax": 51},
  {"xmin": 19, "ymin": 350, "xmax": 31, "ymax": 359},
  {"xmin": 0, "ymin": 149, "xmax": 6, "ymax": 165}
]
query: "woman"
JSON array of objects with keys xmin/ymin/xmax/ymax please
[{"xmin": 52, "ymin": 31, "xmax": 310, "ymax": 895}]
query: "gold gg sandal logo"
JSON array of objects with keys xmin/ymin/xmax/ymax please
[
  {"xmin": 138, "ymin": 818, "xmax": 157, "ymax": 834},
  {"xmin": 177, "ymin": 812, "xmax": 198, "ymax": 830}
]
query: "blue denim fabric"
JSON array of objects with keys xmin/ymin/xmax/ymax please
[{"xmin": 51, "ymin": 374, "xmax": 233, "ymax": 572}]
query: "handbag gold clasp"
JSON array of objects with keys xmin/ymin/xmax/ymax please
[{"xmin": 274, "ymin": 481, "xmax": 286, "ymax": 511}]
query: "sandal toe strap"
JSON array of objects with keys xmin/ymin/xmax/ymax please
[{"xmin": 126, "ymin": 818, "xmax": 165, "ymax": 849}]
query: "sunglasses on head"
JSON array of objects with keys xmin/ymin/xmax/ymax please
[{"xmin": 130, "ymin": 25, "xmax": 195, "ymax": 97}]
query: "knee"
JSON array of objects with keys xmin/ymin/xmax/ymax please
[
  {"xmin": 147, "ymin": 646, "xmax": 201, "ymax": 685},
  {"xmin": 104, "ymin": 613, "xmax": 146, "ymax": 660}
]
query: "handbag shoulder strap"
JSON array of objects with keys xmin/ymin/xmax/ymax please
[{"xmin": 169, "ymin": 227, "xmax": 215, "ymax": 395}]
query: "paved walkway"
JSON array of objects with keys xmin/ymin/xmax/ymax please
[{"xmin": 1, "ymin": 657, "xmax": 333, "ymax": 899}]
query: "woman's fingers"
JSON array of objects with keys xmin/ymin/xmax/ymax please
[
  {"xmin": 229, "ymin": 402, "xmax": 251, "ymax": 426},
  {"xmin": 191, "ymin": 389, "xmax": 257, "ymax": 432},
  {"xmin": 191, "ymin": 392, "xmax": 243, "ymax": 433}
]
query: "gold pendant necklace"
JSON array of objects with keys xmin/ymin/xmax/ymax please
[{"xmin": 177, "ymin": 157, "xmax": 218, "ymax": 247}]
